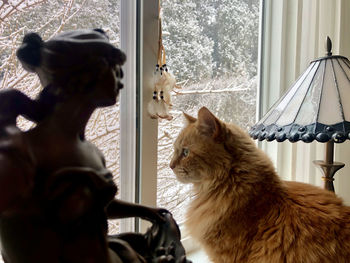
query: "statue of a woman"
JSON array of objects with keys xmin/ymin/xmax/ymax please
[{"xmin": 0, "ymin": 29, "xmax": 189, "ymax": 263}]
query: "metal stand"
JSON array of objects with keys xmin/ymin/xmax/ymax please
[{"xmin": 313, "ymin": 141, "xmax": 345, "ymax": 192}]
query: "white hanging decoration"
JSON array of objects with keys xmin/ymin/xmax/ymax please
[{"xmin": 147, "ymin": 10, "xmax": 180, "ymax": 120}]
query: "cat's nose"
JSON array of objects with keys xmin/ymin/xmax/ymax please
[{"xmin": 170, "ymin": 158, "xmax": 177, "ymax": 169}]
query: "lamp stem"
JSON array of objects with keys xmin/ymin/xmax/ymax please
[
  {"xmin": 313, "ymin": 141, "xmax": 344, "ymax": 192},
  {"xmin": 325, "ymin": 140, "xmax": 334, "ymax": 164}
]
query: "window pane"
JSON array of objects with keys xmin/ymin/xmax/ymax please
[
  {"xmin": 157, "ymin": 0, "xmax": 260, "ymax": 223},
  {"xmin": 0, "ymin": 1, "xmax": 121, "ymax": 261}
]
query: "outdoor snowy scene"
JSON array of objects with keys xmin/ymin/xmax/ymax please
[
  {"xmin": 0, "ymin": 0, "xmax": 258, "ymax": 261},
  {"xmin": 157, "ymin": 0, "xmax": 259, "ymax": 223}
]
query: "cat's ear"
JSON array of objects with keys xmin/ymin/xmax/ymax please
[
  {"xmin": 183, "ymin": 112, "xmax": 197, "ymax": 124},
  {"xmin": 197, "ymin": 107, "xmax": 222, "ymax": 139}
]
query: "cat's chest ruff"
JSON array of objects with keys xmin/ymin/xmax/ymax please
[{"xmin": 186, "ymin": 195, "xmax": 235, "ymax": 237}]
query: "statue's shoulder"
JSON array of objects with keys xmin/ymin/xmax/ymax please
[
  {"xmin": 0, "ymin": 125, "xmax": 22, "ymax": 148},
  {"xmin": 0, "ymin": 125, "xmax": 36, "ymax": 177},
  {"xmin": 0, "ymin": 126, "xmax": 36, "ymax": 214},
  {"xmin": 0, "ymin": 125, "xmax": 31, "ymax": 155}
]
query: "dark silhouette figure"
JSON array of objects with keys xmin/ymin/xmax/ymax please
[{"xmin": 0, "ymin": 29, "xmax": 190, "ymax": 263}]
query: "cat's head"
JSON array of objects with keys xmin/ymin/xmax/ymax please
[{"xmin": 170, "ymin": 106, "xmax": 251, "ymax": 185}]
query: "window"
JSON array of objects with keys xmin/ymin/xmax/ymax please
[
  {"xmin": 5, "ymin": 1, "xmax": 350, "ymax": 262},
  {"xmin": 156, "ymin": 0, "xmax": 260, "ymax": 223}
]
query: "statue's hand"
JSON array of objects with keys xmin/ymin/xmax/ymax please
[
  {"xmin": 154, "ymin": 244, "xmax": 189, "ymax": 263},
  {"xmin": 140, "ymin": 207, "xmax": 169, "ymax": 224},
  {"xmin": 145, "ymin": 212, "xmax": 192, "ymax": 263},
  {"xmin": 108, "ymin": 210, "xmax": 191, "ymax": 263}
]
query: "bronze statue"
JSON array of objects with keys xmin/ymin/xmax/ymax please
[{"xmin": 0, "ymin": 29, "xmax": 190, "ymax": 263}]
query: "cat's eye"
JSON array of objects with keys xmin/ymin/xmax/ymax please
[{"xmin": 182, "ymin": 148, "xmax": 189, "ymax": 157}]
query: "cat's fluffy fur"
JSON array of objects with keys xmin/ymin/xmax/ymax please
[{"xmin": 170, "ymin": 107, "xmax": 350, "ymax": 263}]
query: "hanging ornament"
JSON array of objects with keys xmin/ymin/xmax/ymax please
[{"xmin": 147, "ymin": 7, "xmax": 180, "ymax": 120}]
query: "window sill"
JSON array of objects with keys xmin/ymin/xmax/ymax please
[{"xmin": 180, "ymin": 225, "xmax": 211, "ymax": 262}]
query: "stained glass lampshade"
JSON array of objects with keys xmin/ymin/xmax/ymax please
[{"xmin": 249, "ymin": 37, "xmax": 349, "ymax": 192}]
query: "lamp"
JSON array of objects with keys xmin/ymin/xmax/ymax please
[{"xmin": 249, "ymin": 37, "xmax": 350, "ymax": 192}]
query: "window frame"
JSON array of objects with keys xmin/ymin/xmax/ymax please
[
  {"xmin": 134, "ymin": 0, "xmax": 263, "ymax": 255},
  {"xmin": 119, "ymin": 0, "xmax": 160, "ymax": 233},
  {"xmin": 118, "ymin": 0, "xmax": 350, "ymax": 259},
  {"xmin": 137, "ymin": 0, "xmax": 160, "ymax": 232},
  {"xmin": 119, "ymin": 0, "xmax": 139, "ymax": 232}
]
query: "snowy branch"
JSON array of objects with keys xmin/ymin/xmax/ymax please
[{"xmin": 174, "ymin": 86, "xmax": 248, "ymax": 95}]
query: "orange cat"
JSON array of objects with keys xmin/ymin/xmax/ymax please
[{"xmin": 170, "ymin": 107, "xmax": 350, "ymax": 263}]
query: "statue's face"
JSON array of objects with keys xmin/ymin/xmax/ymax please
[
  {"xmin": 93, "ymin": 63, "xmax": 124, "ymax": 107},
  {"xmin": 35, "ymin": 29, "xmax": 126, "ymax": 106}
]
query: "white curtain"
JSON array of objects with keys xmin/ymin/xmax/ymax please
[{"xmin": 260, "ymin": 0, "xmax": 350, "ymax": 203}]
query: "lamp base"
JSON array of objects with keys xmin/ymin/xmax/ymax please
[{"xmin": 313, "ymin": 160, "xmax": 345, "ymax": 192}]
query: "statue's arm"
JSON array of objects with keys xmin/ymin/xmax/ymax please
[
  {"xmin": 106, "ymin": 199, "xmax": 168, "ymax": 223},
  {"xmin": 50, "ymin": 164, "xmax": 167, "ymax": 223},
  {"xmin": 0, "ymin": 89, "xmax": 42, "ymax": 125}
]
